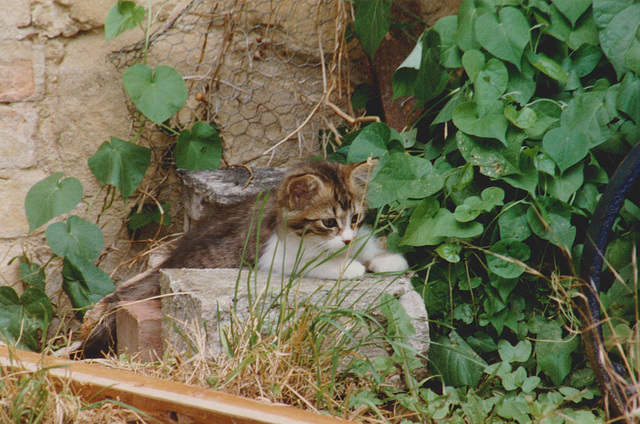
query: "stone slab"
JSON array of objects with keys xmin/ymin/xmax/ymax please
[{"xmin": 160, "ymin": 268, "xmax": 429, "ymax": 378}]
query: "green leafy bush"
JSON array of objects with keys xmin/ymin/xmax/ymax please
[{"xmin": 341, "ymin": 0, "xmax": 640, "ymax": 420}]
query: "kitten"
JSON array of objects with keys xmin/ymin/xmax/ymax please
[{"xmin": 80, "ymin": 161, "xmax": 408, "ymax": 355}]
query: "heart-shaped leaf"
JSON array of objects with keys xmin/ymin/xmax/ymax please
[
  {"xmin": 487, "ymin": 239, "xmax": 531, "ymax": 279},
  {"xmin": 347, "ymin": 122, "xmax": 390, "ymax": 163},
  {"xmin": 176, "ymin": 122, "xmax": 223, "ymax": 170},
  {"xmin": 453, "ymin": 101, "xmax": 508, "ymax": 145},
  {"xmin": 598, "ymin": 3, "xmax": 640, "ymax": 77},
  {"xmin": 367, "ymin": 153, "xmax": 444, "ymax": 207},
  {"xmin": 542, "ymin": 126, "xmax": 589, "ymax": 172},
  {"xmin": 535, "ymin": 321, "xmax": 579, "ymax": 385},
  {"xmin": 88, "ymin": 137, "xmax": 151, "ymax": 200},
  {"xmin": 0, "ymin": 286, "xmax": 52, "ymax": 351},
  {"xmin": 552, "ymin": 0, "xmax": 591, "ymax": 27},
  {"xmin": 45, "ymin": 216, "xmax": 104, "ymax": 262},
  {"xmin": 25, "ymin": 172, "xmax": 83, "ymax": 233},
  {"xmin": 122, "ymin": 64, "xmax": 188, "ymax": 124},
  {"xmin": 498, "ymin": 203, "xmax": 531, "ymax": 242},
  {"xmin": 105, "ymin": 1, "xmax": 145, "ymax": 41},
  {"xmin": 475, "ymin": 7, "xmax": 530, "ymax": 69}
]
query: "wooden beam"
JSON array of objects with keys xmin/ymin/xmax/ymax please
[{"xmin": 0, "ymin": 345, "xmax": 355, "ymax": 424}]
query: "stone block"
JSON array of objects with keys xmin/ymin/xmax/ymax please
[
  {"xmin": 179, "ymin": 167, "xmax": 285, "ymax": 230},
  {"xmin": 160, "ymin": 268, "xmax": 429, "ymax": 376},
  {"xmin": 0, "ymin": 41, "xmax": 45, "ymax": 103},
  {"xmin": 0, "ymin": 106, "xmax": 37, "ymax": 170},
  {"xmin": 116, "ymin": 299, "xmax": 163, "ymax": 362}
]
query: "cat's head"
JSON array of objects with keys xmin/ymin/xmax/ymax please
[{"xmin": 277, "ymin": 160, "xmax": 375, "ymax": 250}]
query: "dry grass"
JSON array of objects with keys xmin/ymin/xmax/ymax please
[{"xmin": 0, "ymin": 358, "xmax": 149, "ymax": 424}]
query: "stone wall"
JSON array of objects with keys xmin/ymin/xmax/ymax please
[
  {"xmin": 0, "ymin": 0, "xmax": 460, "ymax": 291},
  {"xmin": 0, "ymin": 0, "xmax": 174, "ymax": 286}
]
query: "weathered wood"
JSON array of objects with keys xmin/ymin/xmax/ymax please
[{"xmin": 0, "ymin": 345, "xmax": 355, "ymax": 424}]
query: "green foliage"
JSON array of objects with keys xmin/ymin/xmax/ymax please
[
  {"xmin": 25, "ymin": 173, "xmax": 83, "ymax": 233},
  {"xmin": 346, "ymin": 0, "xmax": 640, "ymax": 420},
  {"xmin": 104, "ymin": 1, "xmax": 145, "ymax": 41},
  {"xmin": 88, "ymin": 137, "xmax": 151, "ymax": 200},
  {"xmin": 353, "ymin": 0, "xmax": 391, "ymax": 59},
  {"xmin": 122, "ymin": 64, "xmax": 188, "ymax": 125},
  {"xmin": 175, "ymin": 122, "xmax": 222, "ymax": 170},
  {"xmin": 0, "ymin": 286, "xmax": 52, "ymax": 351}
]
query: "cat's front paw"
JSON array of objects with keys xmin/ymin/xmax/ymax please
[
  {"xmin": 368, "ymin": 253, "xmax": 409, "ymax": 273},
  {"xmin": 341, "ymin": 260, "xmax": 366, "ymax": 279}
]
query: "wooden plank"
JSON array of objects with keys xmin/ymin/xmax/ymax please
[{"xmin": 0, "ymin": 345, "xmax": 355, "ymax": 424}]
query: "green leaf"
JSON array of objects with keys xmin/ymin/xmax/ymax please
[
  {"xmin": 436, "ymin": 243, "xmax": 462, "ymax": 263},
  {"xmin": 535, "ymin": 321, "xmax": 579, "ymax": 385},
  {"xmin": 542, "ymin": 126, "xmax": 589, "ymax": 173},
  {"xmin": 474, "ymin": 7, "xmax": 530, "ymax": 69},
  {"xmin": 354, "ymin": 0, "xmax": 391, "ymax": 59},
  {"xmin": 598, "ymin": 2, "xmax": 640, "ymax": 77},
  {"xmin": 552, "ymin": 0, "xmax": 591, "ymax": 27},
  {"xmin": 122, "ymin": 64, "xmax": 188, "ymax": 124},
  {"xmin": 498, "ymin": 203, "xmax": 531, "ymax": 242},
  {"xmin": 560, "ymin": 91, "xmax": 611, "ymax": 148},
  {"xmin": 105, "ymin": 1, "xmax": 145, "ymax": 41},
  {"xmin": 25, "ymin": 172, "xmax": 83, "ymax": 233},
  {"xmin": 525, "ymin": 51, "xmax": 569, "ymax": 84},
  {"xmin": 475, "ymin": 59, "xmax": 509, "ymax": 115},
  {"xmin": 453, "ymin": 101, "xmax": 509, "ymax": 145},
  {"xmin": 487, "ymin": 239, "xmax": 531, "ymax": 279},
  {"xmin": 346, "ymin": 122, "xmax": 389, "ymax": 163},
  {"xmin": 546, "ymin": 162, "xmax": 584, "ymax": 202},
  {"xmin": 351, "ymin": 83, "xmax": 370, "ymax": 109},
  {"xmin": 454, "ymin": 187, "xmax": 504, "ymax": 222},
  {"xmin": 88, "ymin": 136, "xmax": 151, "ymax": 200},
  {"xmin": 527, "ymin": 197, "xmax": 576, "ymax": 252},
  {"xmin": 498, "ymin": 339, "xmax": 532, "ymax": 363},
  {"xmin": 0, "ymin": 286, "xmax": 52, "ymax": 351},
  {"xmin": 462, "ymin": 49, "xmax": 485, "ymax": 82},
  {"xmin": 62, "ymin": 253, "xmax": 115, "ymax": 319},
  {"xmin": 430, "ymin": 331, "xmax": 488, "ymax": 387},
  {"xmin": 367, "ymin": 153, "xmax": 444, "ymax": 208},
  {"xmin": 503, "ymin": 105, "xmax": 537, "ymax": 129},
  {"xmin": 414, "ymin": 31, "xmax": 449, "ymax": 106},
  {"xmin": 456, "ymin": 0, "xmax": 494, "ymax": 52},
  {"xmin": 455, "ymin": 131, "xmax": 520, "ymax": 178},
  {"xmin": 593, "ymin": 0, "xmax": 634, "ymax": 29},
  {"xmin": 434, "ymin": 15, "xmax": 462, "ymax": 68},
  {"xmin": 403, "ymin": 202, "xmax": 483, "ymax": 246},
  {"xmin": 45, "ymin": 216, "xmax": 104, "ymax": 262},
  {"xmin": 176, "ymin": 122, "xmax": 222, "ymax": 170},
  {"xmin": 616, "ymin": 72, "xmax": 640, "ymax": 124}
]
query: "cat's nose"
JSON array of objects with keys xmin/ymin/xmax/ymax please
[{"xmin": 343, "ymin": 238, "xmax": 352, "ymax": 245}]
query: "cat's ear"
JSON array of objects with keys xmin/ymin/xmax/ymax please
[
  {"xmin": 349, "ymin": 159, "xmax": 378, "ymax": 189},
  {"xmin": 286, "ymin": 174, "xmax": 324, "ymax": 210}
]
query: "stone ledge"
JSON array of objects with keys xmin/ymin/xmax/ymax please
[{"xmin": 160, "ymin": 268, "xmax": 429, "ymax": 375}]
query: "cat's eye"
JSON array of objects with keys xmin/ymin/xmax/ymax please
[
  {"xmin": 322, "ymin": 218, "xmax": 337, "ymax": 228},
  {"xmin": 351, "ymin": 214, "xmax": 360, "ymax": 224}
]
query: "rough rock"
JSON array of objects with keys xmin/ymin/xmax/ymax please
[{"xmin": 179, "ymin": 167, "xmax": 286, "ymax": 229}]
